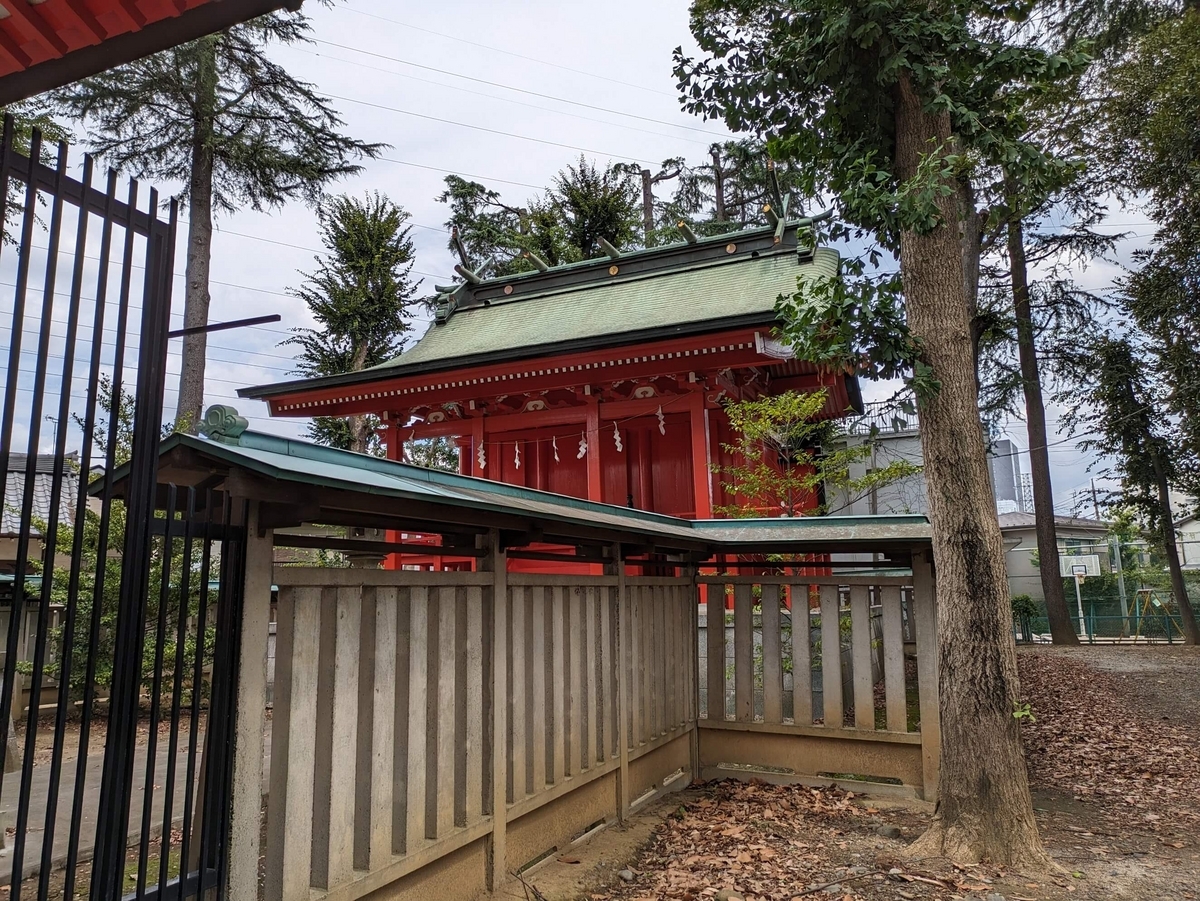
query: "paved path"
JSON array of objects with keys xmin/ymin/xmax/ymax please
[{"xmin": 0, "ymin": 734, "xmax": 204, "ymax": 885}]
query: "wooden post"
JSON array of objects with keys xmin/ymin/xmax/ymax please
[
  {"xmin": 688, "ymin": 569, "xmax": 701, "ymax": 782},
  {"xmin": 819, "ymin": 585, "xmax": 842, "ymax": 728},
  {"xmin": 687, "ymin": 389, "xmax": 712, "ymax": 519},
  {"xmin": 586, "ymin": 396, "xmax": 603, "ymax": 502},
  {"xmin": 850, "ymin": 586, "xmax": 874, "ymax": 731},
  {"xmin": 486, "ymin": 531, "xmax": 509, "ymax": 890},
  {"xmin": 912, "ymin": 551, "xmax": 941, "ymax": 803},
  {"xmin": 609, "ymin": 544, "xmax": 630, "ymax": 821},
  {"xmin": 228, "ymin": 502, "xmax": 273, "ymax": 901},
  {"xmin": 733, "ymin": 583, "xmax": 752, "ymax": 722},
  {"xmin": 762, "ymin": 587, "xmax": 783, "ymax": 724}
]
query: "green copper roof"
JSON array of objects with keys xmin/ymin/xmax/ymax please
[
  {"xmin": 118, "ymin": 415, "xmax": 931, "ymax": 555},
  {"xmin": 380, "ymin": 246, "xmax": 839, "ymax": 374},
  {"xmin": 239, "ymin": 220, "xmax": 841, "ymax": 400}
]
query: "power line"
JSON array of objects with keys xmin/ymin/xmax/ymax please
[
  {"xmin": 376, "ymin": 156, "xmax": 542, "ymax": 190},
  {"xmin": 5, "ymin": 239, "xmax": 439, "ymax": 324},
  {"xmin": 307, "ymin": 46, "xmax": 710, "ymax": 147},
  {"xmin": 989, "ymin": 403, "xmax": 1154, "ymax": 460},
  {"xmin": 324, "ymin": 92, "xmax": 653, "ymax": 165},
  {"xmin": 310, "ymin": 39, "xmax": 724, "ymax": 142},
  {"xmin": 340, "ymin": 7, "xmax": 678, "ymax": 99}
]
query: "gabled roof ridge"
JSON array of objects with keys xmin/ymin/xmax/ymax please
[{"xmin": 432, "ymin": 215, "xmax": 830, "ymax": 326}]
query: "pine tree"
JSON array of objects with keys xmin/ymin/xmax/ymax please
[
  {"xmin": 438, "ymin": 157, "xmax": 642, "ymax": 278},
  {"xmin": 48, "ymin": 6, "xmax": 382, "ymax": 431},
  {"xmin": 286, "ymin": 192, "xmax": 418, "ymax": 454},
  {"xmin": 1057, "ymin": 335, "xmax": 1200, "ymax": 644}
]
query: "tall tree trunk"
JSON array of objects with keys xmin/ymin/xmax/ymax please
[
  {"xmin": 711, "ymin": 147, "xmax": 726, "ymax": 222},
  {"xmin": 348, "ymin": 340, "xmax": 370, "ymax": 454},
  {"xmin": 1148, "ymin": 447, "xmax": 1200, "ymax": 644},
  {"xmin": 176, "ymin": 38, "xmax": 217, "ymax": 433},
  {"xmin": 893, "ymin": 72, "xmax": 1050, "ymax": 868},
  {"xmin": 640, "ymin": 169, "xmax": 654, "ymax": 241},
  {"xmin": 1009, "ymin": 214, "xmax": 1078, "ymax": 645}
]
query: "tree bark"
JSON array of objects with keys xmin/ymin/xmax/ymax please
[
  {"xmin": 1148, "ymin": 447, "xmax": 1200, "ymax": 644},
  {"xmin": 711, "ymin": 147, "xmax": 726, "ymax": 222},
  {"xmin": 892, "ymin": 72, "xmax": 1050, "ymax": 868},
  {"xmin": 176, "ymin": 38, "xmax": 217, "ymax": 434},
  {"xmin": 348, "ymin": 340, "xmax": 370, "ymax": 454},
  {"xmin": 1008, "ymin": 214, "xmax": 1078, "ymax": 645},
  {"xmin": 640, "ymin": 169, "xmax": 654, "ymax": 241}
]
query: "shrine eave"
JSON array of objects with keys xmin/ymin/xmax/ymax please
[
  {"xmin": 239, "ymin": 311, "xmax": 784, "ymax": 403},
  {"xmin": 0, "ymin": 0, "xmax": 304, "ymax": 106}
]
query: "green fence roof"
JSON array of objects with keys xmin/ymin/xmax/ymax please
[{"xmin": 122, "ymin": 415, "xmax": 932, "ymax": 558}]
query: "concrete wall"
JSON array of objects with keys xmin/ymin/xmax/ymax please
[
  {"xmin": 1004, "ymin": 528, "xmax": 1111, "ymax": 602},
  {"xmin": 826, "ymin": 431, "xmax": 928, "ymax": 517}
]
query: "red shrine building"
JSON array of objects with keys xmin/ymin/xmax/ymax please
[{"xmin": 240, "ymin": 218, "xmax": 861, "ymax": 543}]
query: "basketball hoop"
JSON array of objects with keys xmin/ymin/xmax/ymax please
[{"xmin": 1072, "ymin": 564, "xmax": 1088, "ymax": 585}]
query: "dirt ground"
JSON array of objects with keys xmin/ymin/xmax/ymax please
[{"xmin": 503, "ymin": 645, "xmax": 1200, "ymax": 901}]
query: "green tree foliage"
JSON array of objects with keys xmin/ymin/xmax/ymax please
[
  {"xmin": 48, "ymin": 4, "xmax": 382, "ymax": 430},
  {"xmin": 286, "ymin": 192, "xmax": 419, "ymax": 455},
  {"xmin": 438, "ymin": 157, "xmax": 640, "ymax": 278},
  {"xmin": 714, "ymin": 390, "xmax": 918, "ymax": 518},
  {"xmin": 440, "ymin": 144, "xmax": 816, "ymax": 275},
  {"xmin": 22, "ymin": 381, "xmax": 213, "ymax": 700},
  {"xmin": 675, "ymin": 0, "xmax": 1084, "ymax": 866},
  {"xmin": 405, "ymin": 436, "xmax": 460, "ymax": 472},
  {"xmin": 1097, "ymin": 9, "xmax": 1200, "ymax": 487},
  {"xmin": 640, "ymin": 139, "xmax": 813, "ymax": 243},
  {"xmin": 1056, "ymin": 335, "xmax": 1200, "ymax": 643},
  {"xmin": 0, "ymin": 103, "xmax": 71, "ymax": 243}
]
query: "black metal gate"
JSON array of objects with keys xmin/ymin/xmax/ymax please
[{"xmin": 0, "ymin": 118, "xmax": 242, "ymax": 900}]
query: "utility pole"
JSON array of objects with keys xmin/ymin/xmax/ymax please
[
  {"xmin": 1090, "ymin": 478, "xmax": 1102, "ymax": 521},
  {"xmin": 1111, "ymin": 534, "xmax": 1129, "ymax": 626}
]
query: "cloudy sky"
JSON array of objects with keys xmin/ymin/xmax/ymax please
[{"xmin": 9, "ymin": 0, "xmax": 1160, "ymax": 515}]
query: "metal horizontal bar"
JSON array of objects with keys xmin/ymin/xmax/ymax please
[
  {"xmin": 5, "ymin": 149, "xmax": 169, "ymax": 238},
  {"xmin": 168, "ymin": 314, "xmax": 282, "ymax": 339},
  {"xmin": 121, "ymin": 865, "xmax": 219, "ymax": 901}
]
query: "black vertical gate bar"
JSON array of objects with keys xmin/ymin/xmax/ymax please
[
  {"xmin": 159, "ymin": 486, "xmax": 197, "ymax": 897},
  {"xmin": 136, "ymin": 484, "xmax": 177, "ymax": 899},
  {"xmin": 10, "ymin": 136, "xmax": 70, "ymax": 901},
  {"xmin": 194, "ymin": 495, "xmax": 234, "ymax": 893},
  {"xmin": 203, "ymin": 499, "xmax": 248, "ymax": 899},
  {"xmin": 34, "ymin": 148, "xmax": 94, "ymax": 896},
  {"xmin": 38, "ymin": 153, "xmax": 102, "ymax": 897},
  {"xmin": 90, "ymin": 189, "xmax": 178, "ymax": 901},
  {"xmin": 65, "ymin": 170, "xmax": 138, "ymax": 901},
  {"xmin": 178, "ymin": 491, "xmax": 216, "ymax": 888},
  {"xmin": 0, "ymin": 126, "xmax": 44, "ymax": 790}
]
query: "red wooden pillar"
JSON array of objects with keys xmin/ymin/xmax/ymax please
[
  {"xmin": 585, "ymin": 395, "xmax": 602, "ymax": 503},
  {"xmin": 383, "ymin": 417, "xmax": 403, "ymax": 569},
  {"xmin": 688, "ymin": 389, "xmax": 712, "ymax": 519}
]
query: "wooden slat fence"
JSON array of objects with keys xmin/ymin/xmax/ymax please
[
  {"xmin": 695, "ymin": 552, "xmax": 939, "ymax": 800},
  {"xmin": 262, "ymin": 567, "xmax": 698, "ymax": 901}
]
